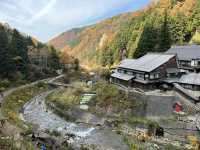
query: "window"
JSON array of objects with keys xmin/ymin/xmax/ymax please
[
  {"xmin": 197, "ymin": 60, "xmax": 200, "ymax": 66},
  {"xmin": 145, "ymin": 74, "xmax": 149, "ymax": 79},
  {"xmin": 136, "ymin": 73, "xmax": 143, "ymax": 79},
  {"xmin": 181, "ymin": 61, "xmax": 185, "ymax": 65},
  {"xmin": 191, "ymin": 60, "xmax": 197, "ymax": 67},
  {"xmin": 182, "ymin": 84, "xmax": 193, "ymax": 90},
  {"xmin": 155, "ymin": 73, "xmax": 160, "ymax": 79},
  {"xmin": 127, "ymin": 71, "xmax": 132, "ymax": 75},
  {"xmin": 181, "ymin": 61, "xmax": 191, "ymax": 67},
  {"xmin": 118, "ymin": 69, "xmax": 122, "ymax": 73},
  {"xmin": 150, "ymin": 74, "xmax": 154, "ymax": 79}
]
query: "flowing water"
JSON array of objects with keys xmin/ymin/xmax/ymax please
[{"xmin": 23, "ymin": 91, "xmax": 129, "ymax": 150}]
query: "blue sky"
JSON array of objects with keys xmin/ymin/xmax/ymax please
[{"xmin": 0, "ymin": 0, "xmax": 150, "ymax": 42}]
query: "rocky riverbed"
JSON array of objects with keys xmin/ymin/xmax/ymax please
[{"xmin": 22, "ymin": 91, "xmax": 129, "ymax": 150}]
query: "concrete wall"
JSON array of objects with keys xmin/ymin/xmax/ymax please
[
  {"xmin": 144, "ymin": 95, "xmax": 176, "ymax": 119},
  {"xmin": 129, "ymin": 91, "xmax": 177, "ymax": 119}
]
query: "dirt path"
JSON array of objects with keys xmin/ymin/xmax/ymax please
[
  {"xmin": 0, "ymin": 75, "xmax": 65, "ymax": 104},
  {"xmin": 0, "ymin": 77, "xmax": 57, "ymax": 150}
]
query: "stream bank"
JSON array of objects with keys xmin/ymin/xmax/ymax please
[{"xmin": 22, "ymin": 90, "xmax": 129, "ymax": 150}]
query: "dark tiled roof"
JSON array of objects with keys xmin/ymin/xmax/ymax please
[
  {"xmin": 119, "ymin": 53, "xmax": 175, "ymax": 72},
  {"xmin": 166, "ymin": 45, "xmax": 200, "ymax": 61},
  {"xmin": 178, "ymin": 73, "xmax": 200, "ymax": 85}
]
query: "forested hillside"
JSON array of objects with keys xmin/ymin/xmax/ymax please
[
  {"xmin": 49, "ymin": 12, "xmax": 139, "ymax": 68},
  {"xmin": 50, "ymin": 0, "xmax": 200, "ymax": 69},
  {"xmin": 0, "ymin": 23, "xmax": 61, "ymax": 88}
]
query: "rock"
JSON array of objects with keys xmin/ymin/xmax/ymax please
[{"xmin": 80, "ymin": 105, "xmax": 89, "ymax": 110}]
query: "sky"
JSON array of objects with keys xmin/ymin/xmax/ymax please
[{"xmin": 0, "ymin": 0, "xmax": 150, "ymax": 42}]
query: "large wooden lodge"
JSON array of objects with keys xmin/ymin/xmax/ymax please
[
  {"xmin": 111, "ymin": 45, "xmax": 200, "ymax": 97},
  {"xmin": 110, "ymin": 53, "xmax": 178, "ymax": 89}
]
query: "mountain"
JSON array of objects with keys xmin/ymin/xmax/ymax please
[
  {"xmin": 49, "ymin": 12, "xmax": 142, "ymax": 68},
  {"xmin": 49, "ymin": 28, "xmax": 85, "ymax": 50},
  {"xmin": 49, "ymin": 0, "xmax": 199, "ymax": 69}
]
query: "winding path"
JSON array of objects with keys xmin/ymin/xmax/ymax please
[{"xmin": 0, "ymin": 76, "xmax": 60, "ymax": 104}]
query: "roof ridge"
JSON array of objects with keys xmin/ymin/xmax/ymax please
[
  {"xmin": 119, "ymin": 53, "xmax": 175, "ymax": 72},
  {"xmin": 171, "ymin": 45, "xmax": 200, "ymax": 48},
  {"xmin": 146, "ymin": 52, "xmax": 175, "ymax": 55}
]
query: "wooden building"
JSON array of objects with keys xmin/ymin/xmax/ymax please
[
  {"xmin": 28, "ymin": 46, "xmax": 49, "ymax": 70},
  {"xmin": 110, "ymin": 53, "xmax": 178, "ymax": 89},
  {"xmin": 177, "ymin": 73, "xmax": 200, "ymax": 91},
  {"xmin": 166, "ymin": 45, "xmax": 200, "ymax": 72}
]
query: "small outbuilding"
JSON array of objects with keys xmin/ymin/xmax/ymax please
[
  {"xmin": 166, "ymin": 45, "xmax": 200, "ymax": 72},
  {"xmin": 177, "ymin": 73, "xmax": 200, "ymax": 91}
]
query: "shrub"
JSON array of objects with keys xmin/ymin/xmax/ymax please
[
  {"xmin": 123, "ymin": 136, "xmax": 146, "ymax": 150},
  {"xmin": 37, "ymin": 82, "xmax": 47, "ymax": 88},
  {"xmin": 0, "ymin": 137, "xmax": 19, "ymax": 150},
  {"xmin": 91, "ymin": 82, "xmax": 127, "ymax": 107},
  {"xmin": 100, "ymin": 69, "xmax": 111, "ymax": 80},
  {"xmin": 46, "ymin": 88, "xmax": 82, "ymax": 111},
  {"xmin": 0, "ymin": 79, "xmax": 10, "ymax": 89}
]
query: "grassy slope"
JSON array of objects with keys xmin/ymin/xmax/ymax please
[
  {"xmin": 2, "ymin": 82, "xmax": 48, "ymax": 128},
  {"xmin": 0, "ymin": 82, "xmax": 48, "ymax": 150}
]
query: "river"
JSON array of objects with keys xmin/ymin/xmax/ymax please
[{"xmin": 22, "ymin": 91, "xmax": 129, "ymax": 150}]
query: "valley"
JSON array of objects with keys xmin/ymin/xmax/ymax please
[
  {"xmin": 0, "ymin": 69, "xmax": 200, "ymax": 150},
  {"xmin": 0, "ymin": 0, "xmax": 200, "ymax": 149}
]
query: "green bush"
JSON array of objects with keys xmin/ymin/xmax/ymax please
[
  {"xmin": 0, "ymin": 79, "xmax": 10, "ymax": 89},
  {"xmin": 37, "ymin": 82, "xmax": 47, "ymax": 88},
  {"xmin": 0, "ymin": 137, "xmax": 19, "ymax": 150},
  {"xmin": 91, "ymin": 82, "xmax": 128, "ymax": 107},
  {"xmin": 97, "ymin": 68, "xmax": 111, "ymax": 80},
  {"xmin": 46, "ymin": 88, "xmax": 82, "ymax": 111},
  {"xmin": 123, "ymin": 136, "xmax": 146, "ymax": 150}
]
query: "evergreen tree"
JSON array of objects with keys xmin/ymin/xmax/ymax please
[
  {"xmin": 109, "ymin": 21, "xmax": 132, "ymax": 63},
  {"xmin": 158, "ymin": 10, "xmax": 171, "ymax": 52},
  {"xmin": 192, "ymin": 0, "xmax": 200, "ymax": 30},
  {"xmin": 169, "ymin": 13, "xmax": 188, "ymax": 44},
  {"xmin": 134, "ymin": 21, "xmax": 158, "ymax": 58},
  {"xmin": 99, "ymin": 48, "xmax": 108, "ymax": 67},
  {"xmin": 26, "ymin": 36, "xmax": 34, "ymax": 47},
  {"xmin": 49, "ymin": 46, "xmax": 61, "ymax": 70},
  {"xmin": 73, "ymin": 58, "xmax": 79, "ymax": 71},
  {"xmin": 0, "ymin": 25, "xmax": 14, "ymax": 77},
  {"xmin": 10, "ymin": 29, "xmax": 29, "ymax": 73}
]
